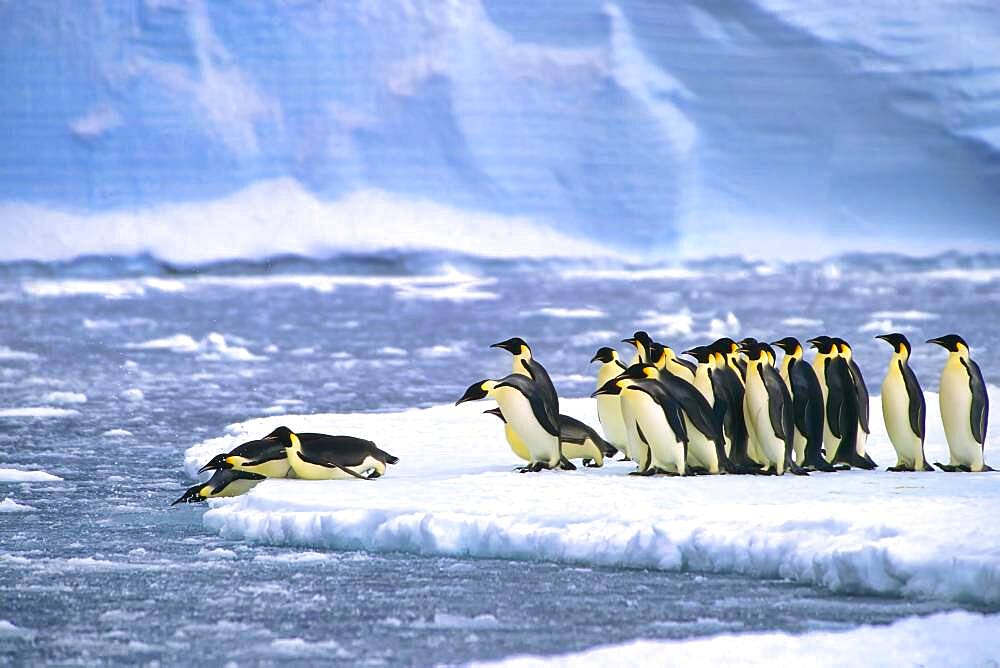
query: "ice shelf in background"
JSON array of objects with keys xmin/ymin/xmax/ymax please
[{"xmin": 186, "ymin": 391, "xmax": 1000, "ymax": 606}]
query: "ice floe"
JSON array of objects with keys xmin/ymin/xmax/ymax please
[
  {"xmin": 43, "ymin": 391, "xmax": 87, "ymax": 404},
  {"xmin": 479, "ymin": 611, "xmax": 1000, "ymax": 667},
  {"xmin": 0, "ymin": 407, "xmax": 80, "ymax": 418},
  {"xmin": 0, "ymin": 468, "xmax": 63, "ymax": 482},
  {"xmin": 188, "ymin": 389, "xmax": 1000, "ymax": 606},
  {"xmin": 126, "ymin": 332, "xmax": 265, "ymax": 361},
  {"xmin": 0, "ymin": 498, "xmax": 37, "ymax": 512}
]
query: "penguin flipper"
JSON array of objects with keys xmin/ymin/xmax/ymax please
[
  {"xmin": 900, "ymin": 361, "xmax": 926, "ymax": 440},
  {"xmin": 962, "ymin": 358, "xmax": 989, "ymax": 446},
  {"xmin": 296, "ymin": 451, "xmax": 373, "ymax": 480}
]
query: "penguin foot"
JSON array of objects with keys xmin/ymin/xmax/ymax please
[
  {"xmin": 934, "ymin": 462, "xmax": 960, "ymax": 472},
  {"xmin": 583, "ymin": 459, "xmax": 602, "ymax": 468},
  {"xmin": 803, "ymin": 457, "xmax": 838, "ymax": 472},
  {"xmin": 617, "ymin": 455, "xmax": 631, "ymax": 462},
  {"xmin": 628, "ymin": 468, "xmax": 655, "ymax": 477},
  {"xmin": 365, "ymin": 470, "xmax": 383, "ymax": 479},
  {"xmin": 688, "ymin": 466, "xmax": 710, "ymax": 476},
  {"xmin": 756, "ymin": 467, "xmax": 777, "ymax": 476},
  {"xmin": 983, "ymin": 465, "xmax": 996, "ymax": 472},
  {"xmin": 656, "ymin": 468, "xmax": 680, "ymax": 477},
  {"xmin": 559, "ymin": 460, "xmax": 578, "ymax": 471},
  {"xmin": 788, "ymin": 464, "xmax": 810, "ymax": 476},
  {"xmin": 886, "ymin": 466, "xmax": 911, "ymax": 472}
]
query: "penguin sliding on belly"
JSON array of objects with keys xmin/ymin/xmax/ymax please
[
  {"xmin": 876, "ymin": 333, "xmax": 932, "ymax": 472},
  {"xmin": 590, "ymin": 347, "xmax": 629, "ymax": 457},
  {"xmin": 269, "ymin": 426, "xmax": 399, "ymax": 480},
  {"xmin": 927, "ymin": 335, "xmax": 993, "ymax": 472},
  {"xmin": 457, "ymin": 375, "xmax": 566, "ymax": 472},
  {"xmin": 172, "ymin": 469, "xmax": 266, "ymax": 505},
  {"xmin": 483, "ymin": 406, "xmax": 616, "ymax": 468},
  {"xmin": 198, "ymin": 427, "xmax": 296, "ymax": 478}
]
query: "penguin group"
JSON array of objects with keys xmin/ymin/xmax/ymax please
[
  {"xmin": 460, "ymin": 331, "xmax": 993, "ymax": 476},
  {"xmin": 456, "ymin": 337, "xmax": 618, "ymax": 471},
  {"xmin": 173, "ymin": 426, "xmax": 399, "ymax": 505}
]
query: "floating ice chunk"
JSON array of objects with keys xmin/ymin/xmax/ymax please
[
  {"xmin": 532, "ymin": 307, "xmax": 606, "ymax": 319},
  {"xmin": 126, "ymin": 332, "xmax": 265, "ymax": 361},
  {"xmin": 0, "ymin": 498, "xmax": 36, "ymax": 512},
  {"xmin": 0, "ymin": 468, "xmax": 63, "ymax": 482},
  {"xmin": 0, "ymin": 407, "xmax": 79, "ymax": 418},
  {"xmin": 43, "ymin": 391, "xmax": 87, "ymax": 404},
  {"xmin": 198, "ymin": 547, "xmax": 238, "ymax": 560},
  {"xmin": 194, "ymin": 392, "xmax": 1000, "ymax": 606},
  {"xmin": 268, "ymin": 638, "xmax": 351, "ymax": 659},
  {"xmin": 0, "ymin": 346, "xmax": 38, "ymax": 361},
  {"xmin": 121, "ymin": 388, "xmax": 145, "ymax": 402},
  {"xmin": 0, "ymin": 620, "xmax": 36, "ymax": 641},
  {"xmin": 102, "ymin": 429, "xmax": 133, "ymax": 438},
  {"xmin": 479, "ymin": 611, "xmax": 1000, "ymax": 667}
]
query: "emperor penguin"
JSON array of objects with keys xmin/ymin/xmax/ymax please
[
  {"xmin": 927, "ymin": 335, "xmax": 993, "ymax": 472},
  {"xmin": 457, "ymin": 375, "xmax": 565, "ymax": 472},
  {"xmin": 593, "ymin": 370, "xmax": 688, "ymax": 475},
  {"xmin": 172, "ymin": 469, "xmax": 265, "ymax": 505},
  {"xmin": 772, "ymin": 337, "xmax": 836, "ymax": 472},
  {"xmin": 590, "ymin": 347, "xmax": 629, "ymax": 456},
  {"xmin": 650, "ymin": 341, "xmax": 696, "ymax": 382},
  {"xmin": 713, "ymin": 338, "xmax": 747, "ymax": 383},
  {"xmin": 708, "ymin": 339, "xmax": 758, "ymax": 473},
  {"xmin": 484, "ymin": 406, "xmax": 615, "ymax": 468},
  {"xmin": 639, "ymin": 363, "xmax": 729, "ymax": 474},
  {"xmin": 809, "ymin": 337, "xmax": 872, "ymax": 469},
  {"xmin": 741, "ymin": 341, "xmax": 807, "ymax": 475},
  {"xmin": 623, "ymin": 331, "xmax": 653, "ymax": 366},
  {"xmin": 270, "ymin": 426, "xmax": 399, "ymax": 480},
  {"xmin": 875, "ymin": 334, "xmax": 931, "ymax": 471},
  {"xmin": 491, "ymin": 337, "xmax": 559, "ymax": 416},
  {"xmin": 198, "ymin": 427, "xmax": 299, "ymax": 478},
  {"xmin": 833, "ymin": 338, "xmax": 876, "ymax": 468}
]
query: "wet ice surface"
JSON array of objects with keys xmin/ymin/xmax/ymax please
[{"xmin": 2, "ymin": 252, "xmax": 1000, "ymax": 664}]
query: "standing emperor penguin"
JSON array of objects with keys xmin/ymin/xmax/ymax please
[
  {"xmin": 809, "ymin": 337, "xmax": 872, "ymax": 469},
  {"xmin": 772, "ymin": 338, "xmax": 836, "ymax": 472},
  {"xmin": 650, "ymin": 341, "xmax": 697, "ymax": 382},
  {"xmin": 709, "ymin": 339, "xmax": 758, "ymax": 473},
  {"xmin": 623, "ymin": 331, "xmax": 654, "ymax": 366},
  {"xmin": 640, "ymin": 363, "xmax": 729, "ymax": 474},
  {"xmin": 591, "ymin": 347, "xmax": 629, "ymax": 457},
  {"xmin": 741, "ymin": 341, "xmax": 806, "ymax": 475},
  {"xmin": 457, "ymin": 375, "xmax": 566, "ymax": 472},
  {"xmin": 875, "ymin": 334, "xmax": 931, "ymax": 471},
  {"xmin": 927, "ymin": 335, "xmax": 993, "ymax": 472},
  {"xmin": 491, "ymin": 337, "xmax": 559, "ymax": 417},
  {"xmin": 593, "ymin": 369, "xmax": 688, "ymax": 475},
  {"xmin": 834, "ymin": 338, "xmax": 876, "ymax": 468}
]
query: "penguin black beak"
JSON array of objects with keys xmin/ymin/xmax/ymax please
[
  {"xmin": 592, "ymin": 377, "xmax": 624, "ymax": 398},
  {"xmin": 198, "ymin": 454, "xmax": 230, "ymax": 474},
  {"xmin": 622, "ymin": 337, "xmax": 636, "ymax": 345},
  {"xmin": 875, "ymin": 334, "xmax": 890, "ymax": 344},
  {"xmin": 171, "ymin": 486, "xmax": 204, "ymax": 506},
  {"xmin": 926, "ymin": 337, "xmax": 944, "ymax": 347},
  {"xmin": 589, "ymin": 352, "xmax": 603, "ymax": 363}
]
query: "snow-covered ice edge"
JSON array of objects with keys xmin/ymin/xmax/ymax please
[
  {"xmin": 186, "ymin": 392, "xmax": 1000, "ymax": 606},
  {"xmin": 474, "ymin": 611, "xmax": 1000, "ymax": 667}
]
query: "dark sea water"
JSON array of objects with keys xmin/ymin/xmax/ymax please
[{"xmin": 1, "ymin": 252, "xmax": 998, "ymax": 664}]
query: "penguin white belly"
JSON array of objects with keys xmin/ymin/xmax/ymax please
[
  {"xmin": 939, "ymin": 365, "xmax": 983, "ymax": 469},
  {"xmin": 668, "ymin": 360, "xmax": 695, "ymax": 383},
  {"xmin": 289, "ymin": 451, "xmax": 383, "ymax": 480},
  {"xmin": 693, "ymin": 370, "xmax": 714, "ymax": 404},
  {"xmin": 495, "ymin": 388, "xmax": 560, "ymax": 467},
  {"xmin": 742, "ymin": 399, "xmax": 766, "ymax": 465},
  {"xmin": 685, "ymin": 418, "xmax": 719, "ymax": 473},
  {"xmin": 881, "ymin": 373, "xmax": 923, "ymax": 468},
  {"xmin": 631, "ymin": 393, "xmax": 684, "ymax": 473},
  {"xmin": 503, "ymin": 423, "xmax": 531, "ymax": 461},
  {"xmin": 561, "ymin": 438, "xmax": 602, "ymax": 465},
  {"xmin": 230, "ymin": 456, "xmax": 290, "ymax": 479},
  {"xmin": 792, "ymin": 428, "xmax": 807, "ymax": 466},
  {"xmin": 596, "ymin": 395, "xmax": 628, "ymax": 449},
  {"xmin": 745, "ymin": 375, "xmax": 783, "ymax": 471},
  {"xmin": 619, "ymin": 389, "xmax": 651, "ymax": 471},
  {"xmin": 213, "ymin": 478, "xmax": 262, "ymax": 498}
]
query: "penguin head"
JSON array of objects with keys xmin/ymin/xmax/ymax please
[
  {"xmin": 876, "ymin": 333, "xmax": 911, "ymax": 356},
  {"xmin": 739, "ymin": 340, "xmax": 767, "ymax": 362},
  {"xmin": 592, "ymin": 376, "xmax": 626, "ymax": 397},
  {"xmin": 482, "ymin": 406, "xmax": 506, "ymax": 422},
  {"xmin": 682, "ymin": 345, "xmax": 713, "ymax": 364},
  {"xmin": 171, "ymin": 483, "xmax": 209, "ymax": 506},
  {"xmin": 267, "ymin": 426, "xmax": 296, "ymax": 448},
  {"xmin": 927, "ymin": 334, "xmax": 969, "ymax": 354},
  {"xmin": 771, "ymin": 337, "xmax": 803, "ymax": 358},
  {"xmin": 456, "ymin": 380, "xmax": 495, "ymax": 405},
  {"xmin": 832, "ymin": 337, "xmax": 853, "ymax": 359},
  {"xmin": 198, "ymin": 453, "xmax": 232, "ymax": 474},
  {"xmin": 711, "ymin": 338, "xmax": 740, "ymax": 359},
  {"xmin": 491, "ymin": 337, "xmax": 530, "ymax": 357},
  {"xmin": 761, "ymin": 343, "xmax": 777, "ymax": 365},
  {"xmin": 622, "ymin": 331, "xmax": 652, "ymax": 357},
  {"xmin": 590, "ymin": 347, "xmax": 618, "ymax": 364},
  {"xmin": 648, "ymin": 342, "xmax": 667, "ymax": 368},
  {"xmin": 807, "ymin": 336, "xmax": 837, "ymax": 355}
]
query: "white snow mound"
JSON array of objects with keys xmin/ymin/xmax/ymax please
[
  {"xmin": 477, "ymin": 611, "xmax": 1000, "ymax": 667},
  {"xmin": 188, "ymin": 391, "xmax": 1000, "ymax": 605}
]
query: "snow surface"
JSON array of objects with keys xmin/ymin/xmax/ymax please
[
  {"xmin": 479, "ymin": 611, "xmax": 1000, "ymax": 667},
  {"xmin": 188, "ymin": 390, "xmax": 1000, "ymax": 606},
  {"xmin": 0, "ymin": 468, "xmax": 62, "ymax": 482}
]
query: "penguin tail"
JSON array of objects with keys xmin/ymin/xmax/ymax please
[
  {"xmin": 383, "ymin": 453, "xmax": 400, "ymax": 465},
  {"xmin": 595, "ymin": 435, "xmax": 618, "ymax": 458}
]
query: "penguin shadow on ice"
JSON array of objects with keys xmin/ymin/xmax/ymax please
[
  {"xmin": 173, "ymin": 426, "xmax": 399, "ymax": 505},
  {"xmin": 455, "ymin": 337, "xmax": 617, "ymax": 472}
]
